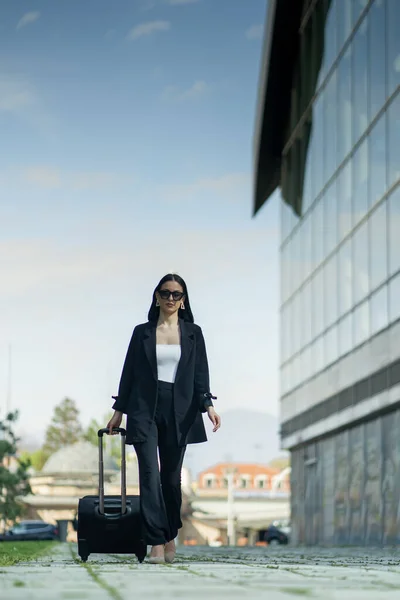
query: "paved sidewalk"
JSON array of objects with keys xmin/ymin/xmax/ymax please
[{"xmin": 2, "ymin": 543, "xmax": 400, "ymax": 599}]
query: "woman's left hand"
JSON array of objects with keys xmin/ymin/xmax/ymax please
[{"xmin": 206, "ymin": 406, "xmax": 221, "ymax": 432}]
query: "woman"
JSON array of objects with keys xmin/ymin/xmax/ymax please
[{"xmin": 107, "ymin": 273, "xmax": 221, "ymax": 564}]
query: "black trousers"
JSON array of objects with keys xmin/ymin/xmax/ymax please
[{"xmin": 133, "ymin": 381, "xmax": 186, "ymax": 545}]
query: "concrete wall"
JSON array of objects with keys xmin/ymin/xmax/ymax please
[{"xmin": 290, "ymin": 408, "xmax": 400, "ymax": 546}]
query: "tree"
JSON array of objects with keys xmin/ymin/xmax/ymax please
[
  {"xmin": 42, "ymin": 397, "xmax": 83, "ymax": 460},
  {"xmin": 83, "ymin": 416, "xmax": 103, "ymax": 447},
  {"xmin": 268, "ymin": 456, "xmax": 290, "ymax": 471},
  {"xmin": 19, "ymin": 448, "xmax": 48, "ymax": 472},
  {"xmin": 0, "ymin": 411, "xmax": 32, "ymax": 529},
  {"xmin": 84, "ymin": 413, "xmax": 122, "ymax": 462}
]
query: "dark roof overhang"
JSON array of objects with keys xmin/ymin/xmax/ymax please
[{"xmin": 253, "ymin": 0, "xmax": 305, "ymax": 215}]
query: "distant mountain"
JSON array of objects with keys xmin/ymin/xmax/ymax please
[{"xmin": 184, "ymin": 409, "xmax": 287, "ymax": 478}]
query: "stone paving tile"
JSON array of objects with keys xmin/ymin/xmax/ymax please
[{"xmin": 2, "ymin": 544, "xmax": 400, "ymax": 599}]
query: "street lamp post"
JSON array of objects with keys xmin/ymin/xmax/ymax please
[{"xmin": 227, "ymin": 469, "xmax": 236, "ymax": 546}]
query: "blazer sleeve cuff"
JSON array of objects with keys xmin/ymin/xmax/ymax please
[
  {"xmin": 112, "ymin": 395, "xmax": 127, "ymax": 414},
  {"xmin": 199, "ymin": 392, "xmax": 216, "ymax": 413},
  {"xmin": 201, "ymin": 398, "xmax": 214, "ymax": 413}
]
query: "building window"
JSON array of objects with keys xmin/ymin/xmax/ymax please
[
  {"xmin": 371, "ymin": 286, "xmax": 388, "ymax": 335},
  {"xmin": 354, "ymin": 299, "xmax": 370, "ymax": 347},
  {"xmin": 240, "ymin": 475, "xmax": 251, "ymax": 489},
  {"xmin": 389, "ymin": 273, "xmax": 400, "ymax": 323},
  {"xmin": 319, "ymin": 0, "xmax": 337, "ymax": 86},
  {"xmin": 368, "ymin": 0, "xmax": 386, "ymax": 122},
  {"xmin": 255, "ymin": 475, "xmax": 268, "ymax": 490},
  {"xmin": 325, "ymin": 325, "xmax": 339, "ymax": 367},
  {"xmin": 369, "ymin": 201, "xmax": 388, "ymax": 291},
  {"xmin": 324, "ymin": 254, "xmax": 338, "ymax": 329},
  {"xmin": 388, "ymin": 187, "xmax": 400, "ymax": 276},
  {"xmin": 387, "ymin": 0, "xmax": 400, "ymax": 98},
  {"xmin": 337, "ymin": 47, "xmax": 352, "ymax": 165},
  {"xmin": 388, "ymin": 93, "xmax": 400, "ymax": 190},
  {"xmin": 352, "ymin": 0, "xmax": 368, "ymax": 29},
  {"xmin": 339, "ymin": 312, "xmax": 353, "ymax": 357},
  {"xmin": 324, "ymin": 181, "xmax": 338, "ymax": 258},
  {"xmin": 302, "ymin": 282, "xmax": 312, "ymax": 348},
  {"xmin": 312, "ymin": 335, "xmax": 325, "ymax": 375},
  {"xmin": 337, "ymin": 0, "xmax": 352, "ymax": 53},
  {"xmin": 353, "ymin": 221, "xmax": 370, "ymax": 304},
  {"xmin": 203, "ymin": 474, "xmax": 217, "ymax": 489},
  {"xmin": 312, "ymin": 95, "xmax": 325, "ymax": 199},
  {"xmin": 369, "ymin": 114, "xmax": 387, "ymax": 209},
  {"xmin": 353, "ymin": 138, "xmax": 369, "ymax": 228},
  {"xmin": 337, "ymin": 161, "xmax": 352, "ymax": 243},
  {"xmin": 352, "ymin": 13, "xmax": 368, "ymax": 144},
  {"xmin": 292, "ymin": 293, "xmax": 302, "ymax": 355},
  {"xmin": 312, "ymin": 197, "xmax": 324, "ymax": 270},
  {"xmin": 338, "ymin": 238, "xmax": 353, "ymax": 316},
  {"xmin": 324, "ymin": 71, "xmax": 338, "ymax": 182},
  {"xmin": 312, "ymin": 270, "xmax": 325, "ymax": 338}
]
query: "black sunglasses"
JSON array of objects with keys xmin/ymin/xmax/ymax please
[{"xmin": 158, "ymin": 290, "xmax": 185, "ymax": 301}]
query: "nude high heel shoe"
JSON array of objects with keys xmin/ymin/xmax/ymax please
[
  {"xmin": 164, "ymin": 540, "xmax": 176, "ymax": 564},
  {"xmin": 148, "ymin": 545, "xmax": 165, "ymax": 564}
]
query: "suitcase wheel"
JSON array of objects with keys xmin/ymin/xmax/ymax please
[{"xmin": 78, "ymin": 539, "xmax": 89, "ymax": 563}]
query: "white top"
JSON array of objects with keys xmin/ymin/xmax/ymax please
[{"xmin": 156, "ymin": 344, "xmax": 181, "ymax": 383}]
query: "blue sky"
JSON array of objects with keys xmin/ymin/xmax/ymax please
[{"xmin": 0, "ymin": 0, "xmax": 280, "ymax": 458}]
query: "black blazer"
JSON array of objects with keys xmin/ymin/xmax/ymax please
[{"xmin": 112, "ymin": 319, "xmax": 214, "ymax": 446}]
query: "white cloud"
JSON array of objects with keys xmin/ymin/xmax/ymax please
[
  {"xmin": 162, "ymin": 80, "xmax": 208, "ymax": 102},
  {"xmin": 22, "ymin": 166, "xmax": 123, "ymax": 191},
  {"xmin": 0, "ymin": 165, "xmax": 126, "ymax": 191},
  {"xmin": 16, "ymin": 11, "xmax": 40, "ymax": 31},
  {"xmin": 24, "ymin": 166, "xmax": 62, "ymax": 189},
  {"xmin": 71, "ymin": 171, "xmax": 120, "ymax": 190},
  {"xmin": 159, "ymin": 172, "xmax": 250, "ymax": 203},
  {"xmin": 127, "ymin": 20, "xmax": 170, "ymax": 40},
  {"xmin": 0, "ymin": 240, "xmax": 127, "ymax": 297},
  {"xmin": 0, "ymin": 77, "xmax": 36, "ymax": 112},
  {"xmin": 0, "ymin": 74, "xmax": 57, "ymax": 136},
  {"xmin": 245, "ymin": 24, "xmax": 263, "ymax": 40}
]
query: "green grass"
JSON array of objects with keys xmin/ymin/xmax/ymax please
[{"xmin": 0, "ymin": 541, "xmax": 57, "ymax": 567}]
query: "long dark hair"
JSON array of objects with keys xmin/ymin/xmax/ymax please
[{"xmin": 148, "ymin": 274, "xmax": 194, "ymax": 323}]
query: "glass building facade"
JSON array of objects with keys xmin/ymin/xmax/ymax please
[
  {"xmin": 280, "ymin": 0, "xmax": 400, "ymax": 406},
  {"xmin": 255, "ymin": 0, "xmax": 400, "ymax": 545}
]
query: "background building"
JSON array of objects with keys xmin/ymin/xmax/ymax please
[
  {"xmin": 254, "ymin": 0, "xmax": 400, "ymax": 544},
  {"xmin": 188, "ymin": 462, "xmax": 290, "ymax": 545}
]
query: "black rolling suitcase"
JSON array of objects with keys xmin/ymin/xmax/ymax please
[{"xmin": 77, "ymin": 427, "xmax": 147, "ymax": 563}]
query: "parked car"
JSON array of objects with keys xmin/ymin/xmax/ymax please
[
  {"xmin": 271, "ymin": 520, "xmax": 291, "ymax": 537},
  {"xmin": 0, "ymin": 520, "xmax": 59, "ymax": 541},
  {"xmin": 263, "ymin": 525, "xmax": 289, "ymax": 546}
]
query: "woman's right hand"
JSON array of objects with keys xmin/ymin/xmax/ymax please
[{"xmin": 106, "ymin": 411, "xmax": 123, "ymax": 435}]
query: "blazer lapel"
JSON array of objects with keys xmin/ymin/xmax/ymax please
[
  {"xmin": 175, "ymin": 319, "xmax": 194, "ymax": 382},
  {"xmin": 143, "ymin": 322, "xmax": 157, "ymax": 380}
]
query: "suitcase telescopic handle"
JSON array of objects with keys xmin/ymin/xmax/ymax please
[
  {"xmin": 98, "ymin": 428, "xmax": 127, "ymax": 515},
  {"xmin": 98, "ymin": 427, "xmax": 126, "ymax": 437}
]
